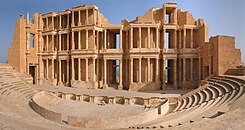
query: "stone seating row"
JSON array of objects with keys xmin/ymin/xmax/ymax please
[
  {"xmin": 0, "ymin": 66, "xmax": 37, "ymax": 102},
  {"xmin": 133, "ymin": 76, "xmax": 245, "ymax": 129}
]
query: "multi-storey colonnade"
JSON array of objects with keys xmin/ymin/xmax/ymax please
[{"xmin": 22, "ymin": 3, "xmax": 208, "ymax": 91}]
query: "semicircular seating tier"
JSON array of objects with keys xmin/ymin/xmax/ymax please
[
  {"xmin": 0, "ymin": 64, "xmax": 37, "ymax": 103},
  {"xmin": 131, "ymin": 76, "xmax": 245, "ymax": 129}
]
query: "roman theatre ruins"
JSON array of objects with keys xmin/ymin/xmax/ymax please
[{"xmin": 1, "ymin": 2, "xmax": 245, "ymax": 130}]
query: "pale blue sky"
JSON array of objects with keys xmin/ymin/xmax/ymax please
[{"xmin": 0, "ymin": 0, "xmax": 244, "ymax": 63}]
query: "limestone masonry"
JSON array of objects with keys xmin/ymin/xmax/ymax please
[
  {"xmin": 8, "ymin": 2, "xmax": 242, "ymax": 91},
  {"xmin": 3, "ymin": 2, "xmax": 245, "ymax": 129}
]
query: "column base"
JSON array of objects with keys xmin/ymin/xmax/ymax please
[
  {"xmin": 173, "ymin": 86, "xmax": 178, "ymax": 90},
  {"xmin": 38, "ymin": 79, "xmax": 43, "ymax": 85},
  {"xmin": 70, "ymin": 79, "xmax": 75, "ymax": 87},
  {"xmin": 173, "ymin": 83, "xmax": 178, "ymax": 90},
  {"xmin": 51, "ymin": 79, "xmax": 57, "ymax": 86},
  {"xmin": 162, "ymin": 84, "xmax": 167, "ymax": 90},
  {"xmin": 93, "ymin": 82, "xmax": 98, "ymax": 89},
  {"xmin": 103, "ymin": 84, "xmax": 108, "ymax": 89},
  {"xmin": 58, "ymin": 82, "xmax": 64, "ymax": 86},
  {"xmin": 118, "ymin": 84, "xmax": 123, "ymax": 90}
]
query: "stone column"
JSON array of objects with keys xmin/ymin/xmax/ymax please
[
  {"xmin": 93, "ymin": 58, "xmax": 98, "ymax": 89},
  {"xmin": 78, "ymin": 10, "xmax": 81, "ymax": 26},
  {"xmin": 138, "ymin": 58, "xmax": 142, "ymax": 83},
  {"xmin": 126, "ymin": 31, "xmax": 129, "ymax": 49},
  {"xmin": 58, "ymin": 60, "xmax": 62, "ymax": 85},
  {"xmin": 178, "ymin": 30, "xmax": 182, "ymax": 49},
  {"xmin": 174, "ymin": 30, "xmax": 177, "ymax": 49},
  {"xmin": 155, "ymin": 58, "xmax": 159, "ymax": 82},
  {"xmin": 183, "ymin": 28, "xmax": 186, "ymax": 49},
  {"xmin": 120, "ymin": 29, "xmax": 122, "ymax": 49},
  {"xmin": 59, "ymin": 15, "xmax": 62, "ymax": 29},
  {"xmin": 46, "ymin": 36, "xmax": 48, "ymax": 51},
  {"xmin": 52, "ymin": 16, "xmax": 54, "ymax": 30},
  {"xmin": 67, "ymin": 14, "xmax": 69, "ymax": 28},
  {"xmin": 46, "ymin": 17, "xmax": 48, "ymax": 30},
  {"xmin": 78, "ymin": 31, "xmax": 81, "ymax": 49},
  {"xmin": 86, "ymin": 58, "xmax": 89, "ymax": 82},
  {"xmin": 104, "ymin": 29, "xmax": 107, "ymax": 49},
  {"xmin": 190, "ymin": 58, "xmax": 193, "ymax": 81},
  {"xmin": 93, "ymin": 30, "xmax": 96, "ymax": 50},
  {"xmin": 51, "ymin": 59, "xmax": 54, "ymax": 85},
  {"xmin": 162, "ymin": 59, "xmax": 166, "ymax": 89},
  {"xmin": 38, "ymin": 31, "xmax": 43, "ymax": 84},
  {"xmin": 93, "ymin": 8, "xmax": 96, "ymax": 25},
  {"xmin": 66, "ymin": 59, "xmax": 69, "ymax": 85},
  {"xmin": 130, "ymin": 58, "xmax": 133, "ymax": 83},
  {"xmin": 148, "ymin": 27, "xmax": 150, "ymax": 48},
  {"xmin": 96, "ymin": 58, "xmax": 99, "ymax": 81},
  {"xmin": 163, "ymin": 28, "xmax": 166, "ymax": 49},
  {"xmin": 156, "ymin": 27, "xmax": 159, "ymax": 48},
  {"xmin": 71, "ymin": 58, "xmax": 75, "ymax": 81},
  {"xmin": 86, "ymin": 30, "xmax": 89, "ymax": 49},
  {"xmin": 72, "ymin": 11, "xmax": 74, "ymax": 27},
  {"xmin": 163, "ymin": 7, "xmax": 166, "ymax": 23},
  {"xmin": 190, "ymin": 29, "xmax": 193, "ymax": 48},
  {"xmin": 78, "ymin": 58, "xmax": 81, "ymax": 81},
  {"xmin": 96, "ymin": 9, "xmax": 99, "ymax": 25},
  {"xmin": 125, "ymin": 59, "xmax": 128, "ymax": 83},
  {"xmin": 67, "ymin": 33, "xmax": 69, "ymax": 50},
  {"xmin": 86, "ymin": 9, "xmax": 88, "ymax": 25},
  {"xmin": 174, "ymin": 8, "xmax": 177, "ymax": 24},
  {"xmin": 130, "ymin": 28, "xmax": 133, "ymax": 49},
  {"xmin": 148, "ymin": 58, "xmax": 151, "ymax": 82},
  {"xmin": 92, "ymin": 58, "xmax": 96, "ymax": 82},
  {"xmin": 199, "ymin": 56, "xmax": 202, "ymax": 81},
  {"xmin": 46, "ymin": 59, "xmax": 49, "ymax": 79},
  {"xmin": 139, "ymin": 27, "xmax": 141, "ymax": 48},
  {"xmin": 173, "ymin": 59, "xmax": 177, "ymax": 89},
  {"xmin": 118, "ymin": 59, "xmax": 123, "ymax": 90},
  {"xmin": 59, "ymin": 34, "xmax": 61, "ymax": 51},
  {"xmin": 183, "ymin": 58, "xmax": 186, "ymax": 82},
  {"xmin": 71, "ymin": 31, "xmax": 74, "ymax": 50},
  {"xmin": 52, "ymin": 34, "xmax": 54, "ymax": 52},
  {"xmin": 96, "ymin": 31, "xmax": 99, "ymax": 50},
  {"xmin": 103, "ymin": 58, "xmax": 108, "ymax": 88},
  {"xmin": 178, "ymin": 58, "xmax": 182, "ymax": 81},
  {"xmin": 38, "ymin": 59, "xmax": 43, "ymax": 84}
]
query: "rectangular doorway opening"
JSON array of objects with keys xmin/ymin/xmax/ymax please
[
  {"xmin": 107, "ymin": 60, "xmax": 119, "ymax": 89},
  {"xmin": 29, "ymin": 66, "xmax": 36, "ymax": 84},
  {"xmin": 166, "ymin": 60, "xmax": 174, "ymax": 88}
]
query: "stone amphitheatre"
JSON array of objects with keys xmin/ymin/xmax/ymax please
[{"xmin": 1, "ymin": 2, "xmax": 245, "ymax": 130}]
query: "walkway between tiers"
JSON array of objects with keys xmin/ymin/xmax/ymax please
[{"xmin": 34, "ymin": 85, "xmax": 193, "ymax": 98}]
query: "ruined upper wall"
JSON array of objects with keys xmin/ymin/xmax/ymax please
[
  {"xmin": 125, "ymin": 2, "xmax": 203, "ymax": 27},
  {"xmin": 177, "ymin": 10, "xmax": 196, "ymax": 26},
  {"xmin": 133, "ymin": 8, "xmax": 163, "ymax": 24}
]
